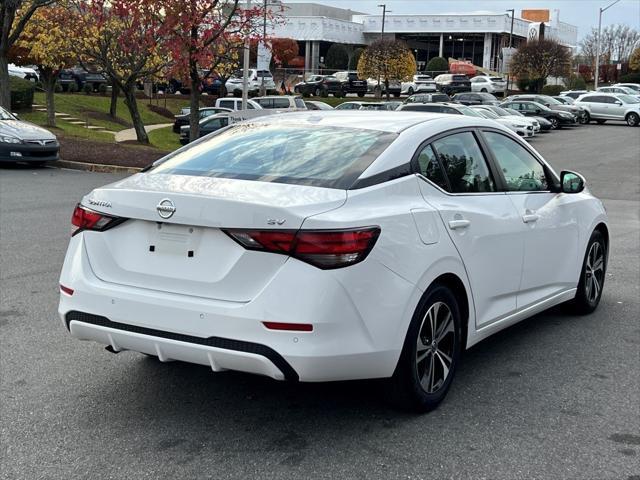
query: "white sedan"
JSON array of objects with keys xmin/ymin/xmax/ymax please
[
  {"xmin": 471, "ymin": 105, "xmax": 537, "ymax": 137},
  {"xmin": 470, "ymin": 75, "xmax": 507, "ymax": 94},
  {"xmin": 59, "ymin": 111, "xmax": 608, "ymax": 412}
]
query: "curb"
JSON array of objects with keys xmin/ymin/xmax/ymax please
[{"xmin": 55, "ymin": 160, "xmax": 142, "ymax": 174}]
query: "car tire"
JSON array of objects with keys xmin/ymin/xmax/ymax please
[
  {"xmin": 625, "ymin": 112, "xmax": 639, "ymax": 127},
  {"xmin": 389, "ymin": 284, "xmax": 462, "ymax": 412},
  {"xmin": 408, "ymin": 87, "xmax": 414, "ymax": 95},
  {"xmin": 320, "ymin": 89, "xmax": 328, "ymax": 98},
  {"xmin": 314, "ymin": 87, "xmax": 321, "ymax": 97},
  {"xmin": 596, "ymin": 119, "xmax": 606, "ymax": 124},
  {"xmin": 481, "ymin": 88, "xmax": 488, "ymax": 92},
  {"xmin": 334, "ymin": 89, "xmax": 344, "ymax": 98},
  {"xmin": 569, "ymin": 230, "xmax": 607, "ymax": 315},
  {"xmin": 550, "ymin": 117, "xmax": 559, "ymax": 129},
  {"xmin": 581, "ymin": 112, "xmax": 591, "ymax": 124},
  {"xmin": 357, "ymin": 92, "xmax": 365, "ymax": 98},
  {"xmin": 293, "ymin": 86, "xmax": 299, "ymax": 94}
]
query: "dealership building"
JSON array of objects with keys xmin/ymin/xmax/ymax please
[{"xmin": 270, "ymin": 3, "xmax": 578, "ymax": 73}]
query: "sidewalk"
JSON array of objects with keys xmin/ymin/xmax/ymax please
[{"xmin": 114, "ymin": 123, "xmax": 172, "ymax": 142}]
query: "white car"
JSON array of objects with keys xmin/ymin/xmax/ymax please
[
  {"xmin": 574, "ymin": 92, "xmax": 640, "ymax": 126},
  {"xmin": 225, "ymin": 69, "xmax": 277, "ymax": 97},
  {"xmin": 470, "ymin": 75, "xmax": 507, "ymax": 94},
  {"xmin": 8, "ymin": 64, "xmax": 38, "ymax": 82},
  {"xmin": 597, "ymin": 86, "xmax": 640, "ymax": 100},
  {"xmin": 401, "ymin": 75, "xmax": 437, "ymax": 95},
  {"xmin": 473, "ymin": 104, "xmax": 540, "ymax": 133},
  {"xmin": 613, "ymin": 83, "xmax": 640, "ymax": 93},
  {"xmin": 252, "ymin": 95, "xmax": 307, "ymax": 110},
  {"xmin": 471, "ymin": 106, "xmax": 535, "ymax": 137},
  {"xmin": 59, "ymin": 111, "xmax": 608, "ymax": 412},
  {"xmin": 214, "ymin": 98, "xmax": 262, "ymax": 110}
]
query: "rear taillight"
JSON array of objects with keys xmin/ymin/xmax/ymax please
[
  {"xmin": 71, "ymin": 204, "xmax": 124, "ymax": 236},
  {"xmin": 224, "ymin": 227, "xmax": 380, "ymax": 269}
]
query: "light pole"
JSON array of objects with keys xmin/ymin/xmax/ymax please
[
  {"xmin": 376, "ymin": 4, "xmax": 391, "ymax": 97},
  {"xmin": 506, "ymin": 9, "xmax": 515, "ymax": 95},
  {"xmin": 242, "ymin": 0, "xmax": 251, "ymax": 110},
  {"xmin": 595, "ymin": 0, "xmax": 621, "ymax": 90},
  {"xmin": 260, "ymin": 0, "xmax": 267, "ymax": 96}
]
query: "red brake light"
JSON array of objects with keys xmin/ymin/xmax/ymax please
[
  {"xmin": 263, "ymin": 322, "xmax": 313, "ymax": 332},
  {"xmin": 224, "ymin": 227, "xmax": 380, "ymax": 269},
  {"xmin": 71, "ymin": 204, "xmax": 123, "ymax": 236},
  {"xmin": 60, "ymin": 284, "xmax": 74, "ymax": 296}
]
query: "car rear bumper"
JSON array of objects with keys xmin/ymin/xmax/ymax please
[
  {"xmin": 0, "ymin": 142, "xmax": 59, "ymax": 162},
  {"xmin": 58, "ymin": 234, "xmax": 412, "ymax": 382}
]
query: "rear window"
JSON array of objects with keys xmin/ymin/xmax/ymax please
[
  {"xmin": 294, "ymin": 98, "xmax": 306, "ymax": 108},
  {"xmin": 150, "ymin": 125, "xmax": 397, "ymax": 189},
  {"xmin": 432, "ymin": 94, "xmax": 450, "ymax": 102}
]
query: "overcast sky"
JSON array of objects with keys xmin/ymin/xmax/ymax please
[{"xmin": 284, "ymin": 0, "xmax": 640, "ymax": 41}]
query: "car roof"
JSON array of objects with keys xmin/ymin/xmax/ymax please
[{"xmin": 233, "ymin": 110, "xmax": 493, "ymax": 133}]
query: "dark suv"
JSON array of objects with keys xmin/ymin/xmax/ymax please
[
  {"xmin": 334, "ymin": 71, "xmax": 368, "ymax": 97},
  {"xmin": 452, "ymin": 92, "xmax": 500, "ymax": 106},
  {"xmin": 505, "ymin": 94, "xmax": 588, "ymax": 124},
  {"xmin": 434, "ymin": 74, "xmax": 471, "ymax": 95},
  {"xmin": 500, "ymin": 100, "xmax": 576, "ymax": 129}
]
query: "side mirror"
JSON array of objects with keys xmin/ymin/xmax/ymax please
[
  {"xmin": 561, "ymin": 170, "xmax": 585, "ymax": 194},
  {"xmin": 614, "ymin": 101, "xmax": 622, "ymax": 105}
]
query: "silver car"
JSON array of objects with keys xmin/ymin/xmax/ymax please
[
  {"xmin": 574, "ymin": 93, "xmax": 640, "ymax": 126},
  {"xmin": 0, "ymin": 107, "xmax": 59, "ymax": 165}
]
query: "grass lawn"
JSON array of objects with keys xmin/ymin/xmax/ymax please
[
  {"xmin": 33, "ymin": 92, "xmax": 191, "ymax": 132},
  {"xmin": 20, "ymin": 111, "xmax": 116, "ymax": 142},
  {"xmin": 147, "ymin": 126, "xmax": 182, "ymax": 152}
]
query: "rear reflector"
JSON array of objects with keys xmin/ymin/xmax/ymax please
[
  {"xmin": 224, "ymin": 227, "xmax": 380, "ymax": 269},
  {"xmin": 71, "ymin": 204, "xmax": 124, "ymax": 236},
  {"xmin": 60, "ymin": 284, "xmax": 74, "ymax": 295},
  {"xmin": 263, "ymin": 322, "xmax": 313, "ymax": 332}
]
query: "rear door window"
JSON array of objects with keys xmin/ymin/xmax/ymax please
[
  {"xmin": 431, "ymin": 132, "xmax": 495, "ymax": 193},
  {"xmin": 415, "ymin": 144, "xmax": 449, "ymax": 191},
  {"xmin": 272, "ymin": 98, "xmax": 291, "ymax": 108}
]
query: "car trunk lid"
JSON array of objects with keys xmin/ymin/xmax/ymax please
[{"xmin": 81, "ymin": 173, "xmax": 346, "ymax": 302}]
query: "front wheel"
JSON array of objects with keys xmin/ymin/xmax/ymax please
[
  {"xmin": 550, "ymin": 117, "xmax": 559, "ymax": 129},
  {"xmin": 570, "ymin": 230, "xmax": 607, "ymax": 314},
  {"xmin": 314, "ymin": 87, "xmax": 321, "ymax": 97},
  {"xmin": 626, "ymin": 112, "xmax": 639, "ymax": 126},
  {"xmin": 357, "ymin": 92, "xmax": 365, "ymax": 98},
  {"xmin": 407, "ymin": 87, "xmax": 414, "ymax": 95},
  {"xmin": 480, "ymin": 88, "xmax": 488, "ymax": 92},
  {"xmin": 580, "ymin": 112, "xmax": 591, "ymax": 124},
  {"xmin": 389, "ymin": 284, "xmax": 462, "ymax": 412}
]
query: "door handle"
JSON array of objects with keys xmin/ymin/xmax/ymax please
[
  {"xmin": 448, "ymin": 219, "xmax": 471, "ymax": 230},
  {"xmin": 522, "ymin": 212, "xmax": 540, "ymax": 223}
]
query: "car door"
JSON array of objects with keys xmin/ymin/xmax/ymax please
[
  {"xmin": 416, "ymin": 131, "xmax": 524, "ymax": 328},
  {"xmin": 584, "ymin": 95, "xmax": 609, "ymax": 118},
  {"xmin": 480, "ymin": 129, "xmax": 580, "ymax": 308},
  {"xmin": 605, "ymin": 96, "xmax": 626, "ymax": 119}
]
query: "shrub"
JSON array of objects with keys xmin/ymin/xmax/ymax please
[
  {"xmin": 9, "ymin": 76, "xmax": 35, "ymax": 110},
  {"xmin": 516, "ymin": 77, "xmax": 530, "ymax": 91},
  {"xmin": 69, "ymin": 82, "xmax": 79, "ymax": 93},
  {"xmin": 98, "ymin": 83, "xmax": 108, "ymax": 94},
  {"xmin": 426, "ymin": 56, "xmax": 449, "ymax": 74},
  {"xmin": 619, "ymin": 72, "xmax": 640, "ymax": 83},
  {"xmin": 82, "ymin": 83, "xmax": 93, "ymax": 94},
  {"xmin": 566, "ymin": 74, "xmax": 586, "ymax": 90},
  {"xmin": 541, "ymin": 84, "xmax": 564, "ymax": 95}
]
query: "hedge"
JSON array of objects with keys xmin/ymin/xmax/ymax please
[
  {"xmin": 9, "ymin": 76, "xmax": 35, "ymax": 110},
  {"xmin": 541, "ymin": 85, "xmax": 564, "ymax": 95},
  {"xmin": 619, "ymin": 72, "xmax": 640, "ymax": 83}
]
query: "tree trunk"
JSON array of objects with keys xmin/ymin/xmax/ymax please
[
  {"xmin": 40, "ymin": 68, "xmax": 57, "ymax": 127},
  {"xmin": 123, "ymin": 84, "xmax": 148, "ymax": 144},
  {"xmin": 109, "ymin": 83, "xmax": 119, "ymax": 118},
  {"xmin": 384, "ymin": 78, "xmax": 390, "ymax": 101},
  {"xmin": 0, "ymin": 49, "xmax": 10, "ymax": 109},
  {"xmin": 188, "ymin": 63, "xmax": 200, "ymax": 142}
]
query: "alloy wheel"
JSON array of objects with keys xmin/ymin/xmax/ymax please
[
  {"xmin": 627, "ymin": 113, "xmax": 639, "ymax": 126},
  {"xmin": 585, "ymin": 242, "xmax": 605, "ymax": 304},
  {"xmin": 415, "ymin": 302, "xmax": 455, "ymax": 394},
  {"xmin": 550, "ymin": 117, "xmax": 559, "ymax": 129}
]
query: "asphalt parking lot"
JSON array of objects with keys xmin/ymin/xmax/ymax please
[{"xmin": 1, "ymin": 123, "xmax": 639, "ymax": 480}]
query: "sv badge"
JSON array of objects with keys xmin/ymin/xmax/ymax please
[{"xmin": 267, "ymin": 218, "xmax": 286, "ymax": 225}]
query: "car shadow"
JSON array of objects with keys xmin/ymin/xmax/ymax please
[{"xmin": 71, "ymin": 301, "xmax": 593, "ymax": 437}]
